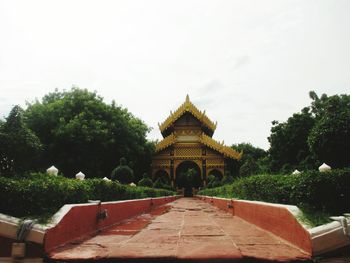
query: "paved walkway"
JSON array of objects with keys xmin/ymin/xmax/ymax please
[{"xmin": 49, "ymin": 198, "xmax": 311, "ymax": 262}]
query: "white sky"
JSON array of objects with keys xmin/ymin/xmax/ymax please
[{"xmin": 0, "ymin": 0, "xmax": 349, "ymax": 150}]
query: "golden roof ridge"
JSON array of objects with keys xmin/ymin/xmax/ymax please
[
  {"xmin": 158, "ymin": 95, "xmax": 217, "ymax": 133},
  {"xmin": 155, "ymin": 133, "xmax": 176, "ymax": 152},
  {"xmin": 199, "ymin": 133, "xmax": 242, "ymax": 160}
]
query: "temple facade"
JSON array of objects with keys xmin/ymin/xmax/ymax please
[{"xmin": 152, "ymin": 95, "xmax": 242, "ymax": 188}]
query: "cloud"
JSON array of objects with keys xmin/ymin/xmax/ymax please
[
  {"xmin": 232, "ymin": 55, "xmax": 250, "ymax": 70},
  {"xmin": 193, "ymin": 79, "xmax": 226, "ymax": 110}
]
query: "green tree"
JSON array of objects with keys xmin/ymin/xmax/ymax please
[
  {"xmin": 308, "ymin": 92, "xmax": 350, "ymax": 168},
  {"xmin": 0, "ymin": 106, "xmax": 42, "ymax": 176},
  {"xmin": 111, "ymin": 157, "xmax": 134, "ymax": 184},
  {"xmin": 239, "ymin": 157, "xmax": 260, "ymax": 177},
  {"xmin": 231, "ymin": 143, "xmax": 267, "ymax": 175},
  {"xmin": 24, "ymin": 88, "xmax": 151, "ymax": 178},
  {"xmin": 268, "ymin": 107, "xmax": 315, "ymax": 173}
]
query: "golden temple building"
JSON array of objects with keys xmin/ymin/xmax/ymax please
[{"xmin": 152, "ymin": 95, "xmax": 242, "ymax": 190}]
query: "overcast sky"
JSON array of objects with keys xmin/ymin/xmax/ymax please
[{"xmin": 0, "ymin": 0, "xmax": 349, "ymax": 150}]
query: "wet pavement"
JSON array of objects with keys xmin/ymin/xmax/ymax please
[{"xmin": 49, "ymin": 198, "xmax": 311, "ymax": 262}]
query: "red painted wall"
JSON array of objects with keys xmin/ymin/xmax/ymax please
[
  {"xmin": 198, "ymin": 196, "xmax": 312, "ymax": 254},
  {"xmin": 44, "ymin": 196, "xmax": 178, "ymax": 252}
]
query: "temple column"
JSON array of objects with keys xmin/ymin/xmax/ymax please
[
  {"xmin": 202, "ymin": 159, "xmax": 206, "ymax": 187},
  {"xmin": 170, "ymin": 160, "xmax": 174, "ymax": 187}
]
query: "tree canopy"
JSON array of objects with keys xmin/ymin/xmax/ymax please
[
  {"xmin": 308, "ymin": 92, "xmax": 350, "ymax": 168},
  {"xmin": 23, "ymin": 88, "xmax": 153, "ymax": 179},
  {"xmin": 267, "ymin": 91, "xmax": 350, "ymax": 173},
  {"xmin": 0, "ymin": 106, "xmax": 42, "ymax": 176},
  {"xmin": 268, "ymin": 107, "xmax": 315, "ymax": 173},
  {"xmin": 231, "ymin": 143, "xmax": 267, "ymax": 176}
]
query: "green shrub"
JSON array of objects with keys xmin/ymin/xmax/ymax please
[
  {"xmin": 206, "ymin": 174, "xmax": 223, "ymax": 188},
  {"xmin": 198, "ymin": 168, "xmax": 350, "ymax": 215},
  {"xmin": 138, "ymin": 177, "xmax": 153, "ymax": 187},
  {"xmin": 138, "ymin": 173, "xmax": 153, "ymax": 187},
  {"xmin": 111, "ymin": 157, "xmax": 134, "ymax": 184},
  {"xmin": 221, "ymin": 173, "xmax": 234, "ymax": 185},
  {"xmin": 0, "ymin": 173, "xmax": 175, "ymax": 218},
  {"xmin": 153, "ymin": 178, "xmax": 175, "ymax": 191}
]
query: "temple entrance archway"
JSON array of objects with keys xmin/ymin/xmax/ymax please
[{"xmin": 175, "ymin": 161, "xmax": 202, "ymax": 196}]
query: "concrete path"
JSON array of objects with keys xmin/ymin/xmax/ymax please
[{"xmin": 49, "ymin": 198, "xmax": 311, "ymax": 262}]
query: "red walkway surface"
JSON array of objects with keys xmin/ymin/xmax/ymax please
[{"xmin": 49, "ymin": 198, "xmax": 311, "ymax": 262}]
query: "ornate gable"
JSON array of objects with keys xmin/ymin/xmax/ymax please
[{"xmin": 158, "ymin": 95, "xmax": 217, "ymax": 136}]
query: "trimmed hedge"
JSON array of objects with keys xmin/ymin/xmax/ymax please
[
  {"xmin": 0, "ymin": 173, "xmax": 175, "ymax": 218},
  {"xmin": 198, "ymin": 168, "xmax": 350, "ymax": 214}
]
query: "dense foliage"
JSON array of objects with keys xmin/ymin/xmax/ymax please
[
  {"xmin": 268, "ymin": 107, "xmax": 315, "ymax": 173},
  {"xmin": 20, "ymin": 88, "xmax": 154, "ymax": 180},
  {"xmin": 230, "ymin": 143, "xmax": 267, "ymax": 176},
  {"xmin": 268, "ymin": 92, "xmax": 350, "ymax": 173},
  {"xmin": 0, "ymin": 173, "xmax": 175, "ymax": 218},
  {"xmin": 206, "ymin": 171, "xmax": 234, "ymax": 188},
  {"xmin": 0, "ymin": 106, "xmax": 42, "ymax": 176},
  {"xmin": 199, "ymin": 168, "xmax": 350, "ymax": 215},
  {"xmin": 308, "ymin": 92, "xmax": 350, "ymax": 168}
]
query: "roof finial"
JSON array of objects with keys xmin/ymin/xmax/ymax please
[{"xmin": 186, "ymin": 94, "xmax": 190, "ymax": 102}]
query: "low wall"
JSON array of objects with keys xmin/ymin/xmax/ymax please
[
  {"xmin": 197, "ymin": 195, "xmax": 312, "ymax": 254},
  {"xmin": 311, "ymin": 220, "xmax": 350, "ymax": 255},
  {"xmin": 44, "ymin": 196, "xmax": 179, "ymax": 252},
  {"xmin": 0, "ymin": 214, "xmax": 46, "ymax": 259}
]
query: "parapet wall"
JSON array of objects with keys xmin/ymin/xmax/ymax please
[
  {"xmin": 197, "ymin": 195, "xmax": 312, "ymax": 254},
  {"xmin": 44, "ymin": 196, "xmax": 179, "ymax": 252},
  {"xmin": 0, "ymin": 195, "xmax": 179, "ymax": 259}
]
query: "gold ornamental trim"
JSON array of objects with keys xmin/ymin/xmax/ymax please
[
  {"xmin": 158, "ymin": 95, "xmax": 217, "ymax": 133},
  {"xmin": 155, "ymin": 133, "xmax": 176, "ymax": 152},
  {"xmin": 199, "ymin": 133, "xmax": 242, "ymax": 160}
]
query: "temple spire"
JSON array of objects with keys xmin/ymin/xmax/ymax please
[{"xmin": 186, "ymin": 94, "xmax": 190, "ymax": 102}]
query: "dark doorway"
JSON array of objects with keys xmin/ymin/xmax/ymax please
[{"xmin": 175, "ymin": 161, "xmax": 202, "ymax": 197}]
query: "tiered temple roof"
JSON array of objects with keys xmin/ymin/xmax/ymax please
[
  {"xmin": 199, "ymin": 133, "xmax": 242, "ymax": 160},
  {"xmin": 158, "ymin": 95, "xmax": 217, "ymax": 136},
  {"xmin": 155, "ymin": 133, "xmax": 176, "ymax": 152},
  {"xmin": 155, "ymin": 95, "xmax": 242, "ymax": 161},
  {"xmin": 155, "ymin": 132, "xmax": 242, "ymax": 160}
]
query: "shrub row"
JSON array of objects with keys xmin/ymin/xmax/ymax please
[
  {"xmin": 0, "ymin": 173, "xmax": 175, "ymax": 218},
  {"xmin": 198, "ymin": 168, "xmax": 350, "ymax": 214}
]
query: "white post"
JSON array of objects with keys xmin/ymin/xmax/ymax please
[
  {"xmin": 75, "ymin": 171, "xmax": 85, "ymax": 180},
  {"xmin": 47, "ymin": 166, "xmax": 58, "ymax": 176},
  {"xmin": 319, "ymin": 163, "xmax": 331, "ymax": 172}
]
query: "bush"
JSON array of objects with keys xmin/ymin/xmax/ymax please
[
  {"xmin": 153, "ymin": 177, "xmax": 175, "ymax": 191},
  {"xmin": 221, "ymin": 172, "xmax": 234, "ymax": 185},
  {"xmin": 206, "ymin": 174, "xmax": 223, "ymax": 188},
  {"xmin": 111, "ymin": 157, "xmax": 134, "ymax": 184},
  {"xmin": 199, "ymin": 168, "xmax": 350, "ymax": 215},
  {"xmin": 138, "ymin": 178, "xmax": 153, "ymax": 187},
  {"xmin": 138, "ymin": 172, "xmax": 153, "ymax": 187},
  {"xmin": 0, "ymin": 173, "xmax": 175, "ymax": 218}
]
